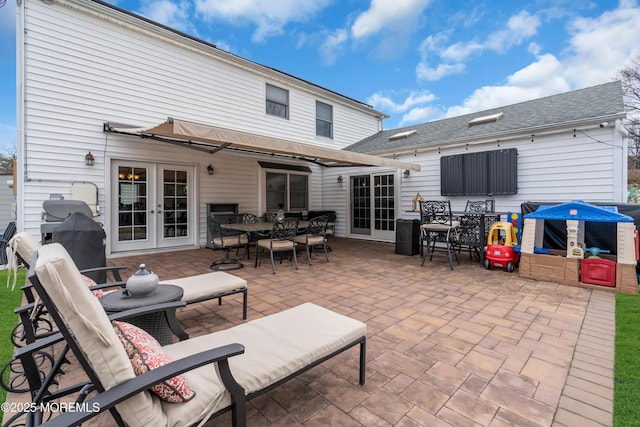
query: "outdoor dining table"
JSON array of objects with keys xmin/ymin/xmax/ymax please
[{"xmin": 222, "ymin": 220, "xmax": 311, "ymax": 234}]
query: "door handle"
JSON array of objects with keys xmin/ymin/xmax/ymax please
[{"xmin": 150, "ymin": 210, "xmax": 155, "ymax": 214}]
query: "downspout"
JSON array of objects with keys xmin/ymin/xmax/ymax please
[{"xmin": 616, "ymin": 119, "xmax": 629, "ymax": 202}]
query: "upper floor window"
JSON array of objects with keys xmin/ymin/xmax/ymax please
[
  {"xmin": 316, "ymin": 101, "xmax": 333, "ymax": 138},
  {"xmin": 266, "ymin": 84, "xmax": 289, "ymax": 119}
]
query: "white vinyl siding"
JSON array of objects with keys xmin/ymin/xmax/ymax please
[
  {"xmin": 397, "ymin": 128, "xmax": 621, "ymax": 217},
  {"xmin": 18, "ymin": 0, "xmax": 382, "ymax": 248}
]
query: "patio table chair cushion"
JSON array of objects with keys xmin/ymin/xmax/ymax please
[
  {"xmin": 113, "ymin": 321, "xmax": 195, "ymax": 402},
  {"xmin": 294, "ymin": 234, "xmax": 325, "ymax": 245},
  {"xmin": 160, "ymin": 271, "xmax": 247, "ymax": 304},
  {"xmin": 256, "ymin": 239, "xmax": 295, "ymax": 250},
  {"xmin": 34, "ymin": 243, "xmax": 166, "ymax": 425},
  {"xmin": 212, "ymin": 233, "xmax": 249, "ymax": 248}
]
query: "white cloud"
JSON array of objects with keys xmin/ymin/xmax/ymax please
[
  {"xmin": 138, "ymin": 0, "xmax": 195, "ymax": 35},
  {"xmin": 195, "ymin": 0, "xmax": 331, "ymax": 42},
  {"xmin": 319, "ymin": 29, "xmax": 348, "ymax": 65},
  {"xmin": 416, "ymin": 10, "xmax": 541, "ymax": 82},
  {"xmin": 445, "ymin": 54, "xmax": 570, "ymax": 117},
  {"xmin": 433, "ymin": 2, "xmax": 640, "ymax": 121},
  {"xmin": 367, "ymin": 90, "xmax": 436, "ymax": 114},
  {"xmin": 350, "ymin": 0, "xmax": 432, "ymax": 39},
  {"xmin": 485, "ymin": 11, "xmax": 541, "ymax": 53},
  {"xmin": 561, "ymin": 0, "xmax": 640, "ymax": 88},
  {"xmin": 416, "ymin": 62, "xmax": 465, "ymax": 81},
  {"xmin": 398, "ymin": 106, "xmax": 440, "ymax": 126}
]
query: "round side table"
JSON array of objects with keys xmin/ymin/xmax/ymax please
[{"xmin": 100, "ymin": 284, "xmax": 187, "ymax": 345}]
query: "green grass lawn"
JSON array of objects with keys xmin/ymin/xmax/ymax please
[
  {"xmin": 614, "ymin": 292, "xmax": 640, "ymax": 426},
  {"xmin": 0, "ymin": 268, "xmax": 27, "ymax": 413}
]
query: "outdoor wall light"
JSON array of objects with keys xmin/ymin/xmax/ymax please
[
  {"xmin": 85, "ymin": 151, "xmax": 95, "ymax": 166},
  {"xmin": 403, "ymin": 169, "xmax": 410, "ymax": 178},
  {"xmin": 337, "ymin": 175, "xmax": 343, "ymax": 184},
  {"xmin": 207, "ymin": 164, "xmax": 214, "ymax": 175}
]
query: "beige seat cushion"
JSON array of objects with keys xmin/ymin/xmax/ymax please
[
  {"xmin": 420, "ymin": 221, "xmax": 460, "ymax": 231},
  {"xmin": 257, "ymin": 239, "xmax": 294, "ymax": 250},
  {"xmin": 160, "ymin": 272, "xmax": 247, "ymax": 303},
  {"xmin": 212, "ymin": 234, "xmax": 248, "ymax": 247},
  {"xmin": 162, "ymin": 302, "xmax": 366, "ymax": 426},
  {"xmin": 34, "ymin": 243, "xmax": 165, "ymax": 426},
  {"xmin": 295, "ymin": 235, "xmax": 325, "ymax": 245}
]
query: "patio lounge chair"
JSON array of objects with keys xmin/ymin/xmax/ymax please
[
  {"xmin": 9, "ymin": 232, "xmax": 249, "ymax": 325},
  {"xmin": 3, "ymin": 232, "xmax": 248, "ymax": 397},
  {"xmin": 22, "ymin": 243, "xmax": 366, "ymax": 427}
]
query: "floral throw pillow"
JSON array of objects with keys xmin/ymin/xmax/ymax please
[
  {"xmin": 112, "ymin": 321, "xmax": 195, "ymax": 403},
  {"xmin": 80, "ymin": 274, "xmax": 105, "ymax": 298}
]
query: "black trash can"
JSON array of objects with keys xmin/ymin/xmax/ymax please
[
  {"xmin": 395, "ymin": 219, "xmax": 420, "ymax": 255},
  {"xmin": 53, "ymin": 212, "xmax": 106, "ymax": 283}
]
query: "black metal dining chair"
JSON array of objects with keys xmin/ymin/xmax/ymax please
[
  {"xmin": 457, "ymin": 200, "xmax": 486, "ymax": 260},
  {"xmin": 295, "ymin": 215, "xmax": 330, "ymax": 265},
  {"xmin": 419, "ymin": 200, "xmax": 460, "ymax": 270},
  {"xmin": 255, "ymin": 218, "xmax": 299, "ymax": 274},
  {"xmin": 208, "ymin": 216, "xmax": 249, "ymax": 271}
]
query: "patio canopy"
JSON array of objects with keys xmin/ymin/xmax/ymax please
[{"xmin": 105, "ymin": 118, "xmax": 421, "ymax": 171}]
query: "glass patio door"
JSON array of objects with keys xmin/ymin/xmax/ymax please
[
  {"xmin": 111, "ymin": 161, "xmax": 194, "ymax": 252},
  {"xmin": 350, "ymin": 173, "xmax": 396, "ymax": 241}
]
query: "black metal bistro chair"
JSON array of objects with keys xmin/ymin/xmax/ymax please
[
  {"xmin": 419, "ymin": 200, "xmax": 460, "ymax": 270},
  {"xmin": 457, "ymin": 200, "xmax": 487, "ymax": 260},
  {"xmin": 208, "ymin": 216, "xmax": 249, "ymax": 271},
  {"xmin": 295, "ymin": 215, "xmax": 330, "ymax": 265},
  {"xmin": 255, "ymin": 218, "xmax": 299, "ymax": 274}
]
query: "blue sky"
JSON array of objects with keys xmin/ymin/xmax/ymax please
[{"xmin": 1, "ymin": 0, "xmax": 640, "ymax": 154}]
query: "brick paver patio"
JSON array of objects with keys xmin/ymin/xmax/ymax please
[{"xmin": 4, "ymin": 237, "xmax": 615, "ymax": 426}]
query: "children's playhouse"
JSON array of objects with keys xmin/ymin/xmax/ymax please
[{"xmin": 519, "ymin": 200, "xmax": 638, "ymax": 295}]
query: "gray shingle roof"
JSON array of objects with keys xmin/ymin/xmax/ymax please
[{"xmin": 345, "ymin": 81, "xmax": 626, "ymax": 154}]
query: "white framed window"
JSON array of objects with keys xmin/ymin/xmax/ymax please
[
  {"xmin": 316, "ymin": 101, "xmax": 333, "ymax": 138},
  {"xmin": 266, "ymin": 83, "xmax": 289, "ymax": 119}
]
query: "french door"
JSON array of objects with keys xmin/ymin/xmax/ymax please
[
  {"xmin": 111, "ymin": 161, "xmax": 194, "ymax": 252},
  {"xmin": 350, "ymin": 173, "xmax": 396, "ymax": 241}
]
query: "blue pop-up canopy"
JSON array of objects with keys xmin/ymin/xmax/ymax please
[{"xmin": 524, "ymin": 200, "xmax": 634, "ymax": 223}]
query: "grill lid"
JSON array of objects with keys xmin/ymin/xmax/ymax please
[{"xmin": 42, "ymin": 200, "xmax": 94, "ymax": 222}]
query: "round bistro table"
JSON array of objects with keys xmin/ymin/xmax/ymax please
[{"xmin": 100, "ymin": 284, "xmax": 188, "ymax": 345}]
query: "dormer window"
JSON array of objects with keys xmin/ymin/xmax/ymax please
[{"xmin": 468, "ymin": 112, "xmax": 503, "ymax": 126}]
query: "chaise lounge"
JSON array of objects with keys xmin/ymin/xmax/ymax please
[
  {"xmin": 9, "ymin": 232, "xmax": 248, "ymax": 320},
  {"xmin": 22, "ymin": 243, "xmax": 366, "ymax": 426}
]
